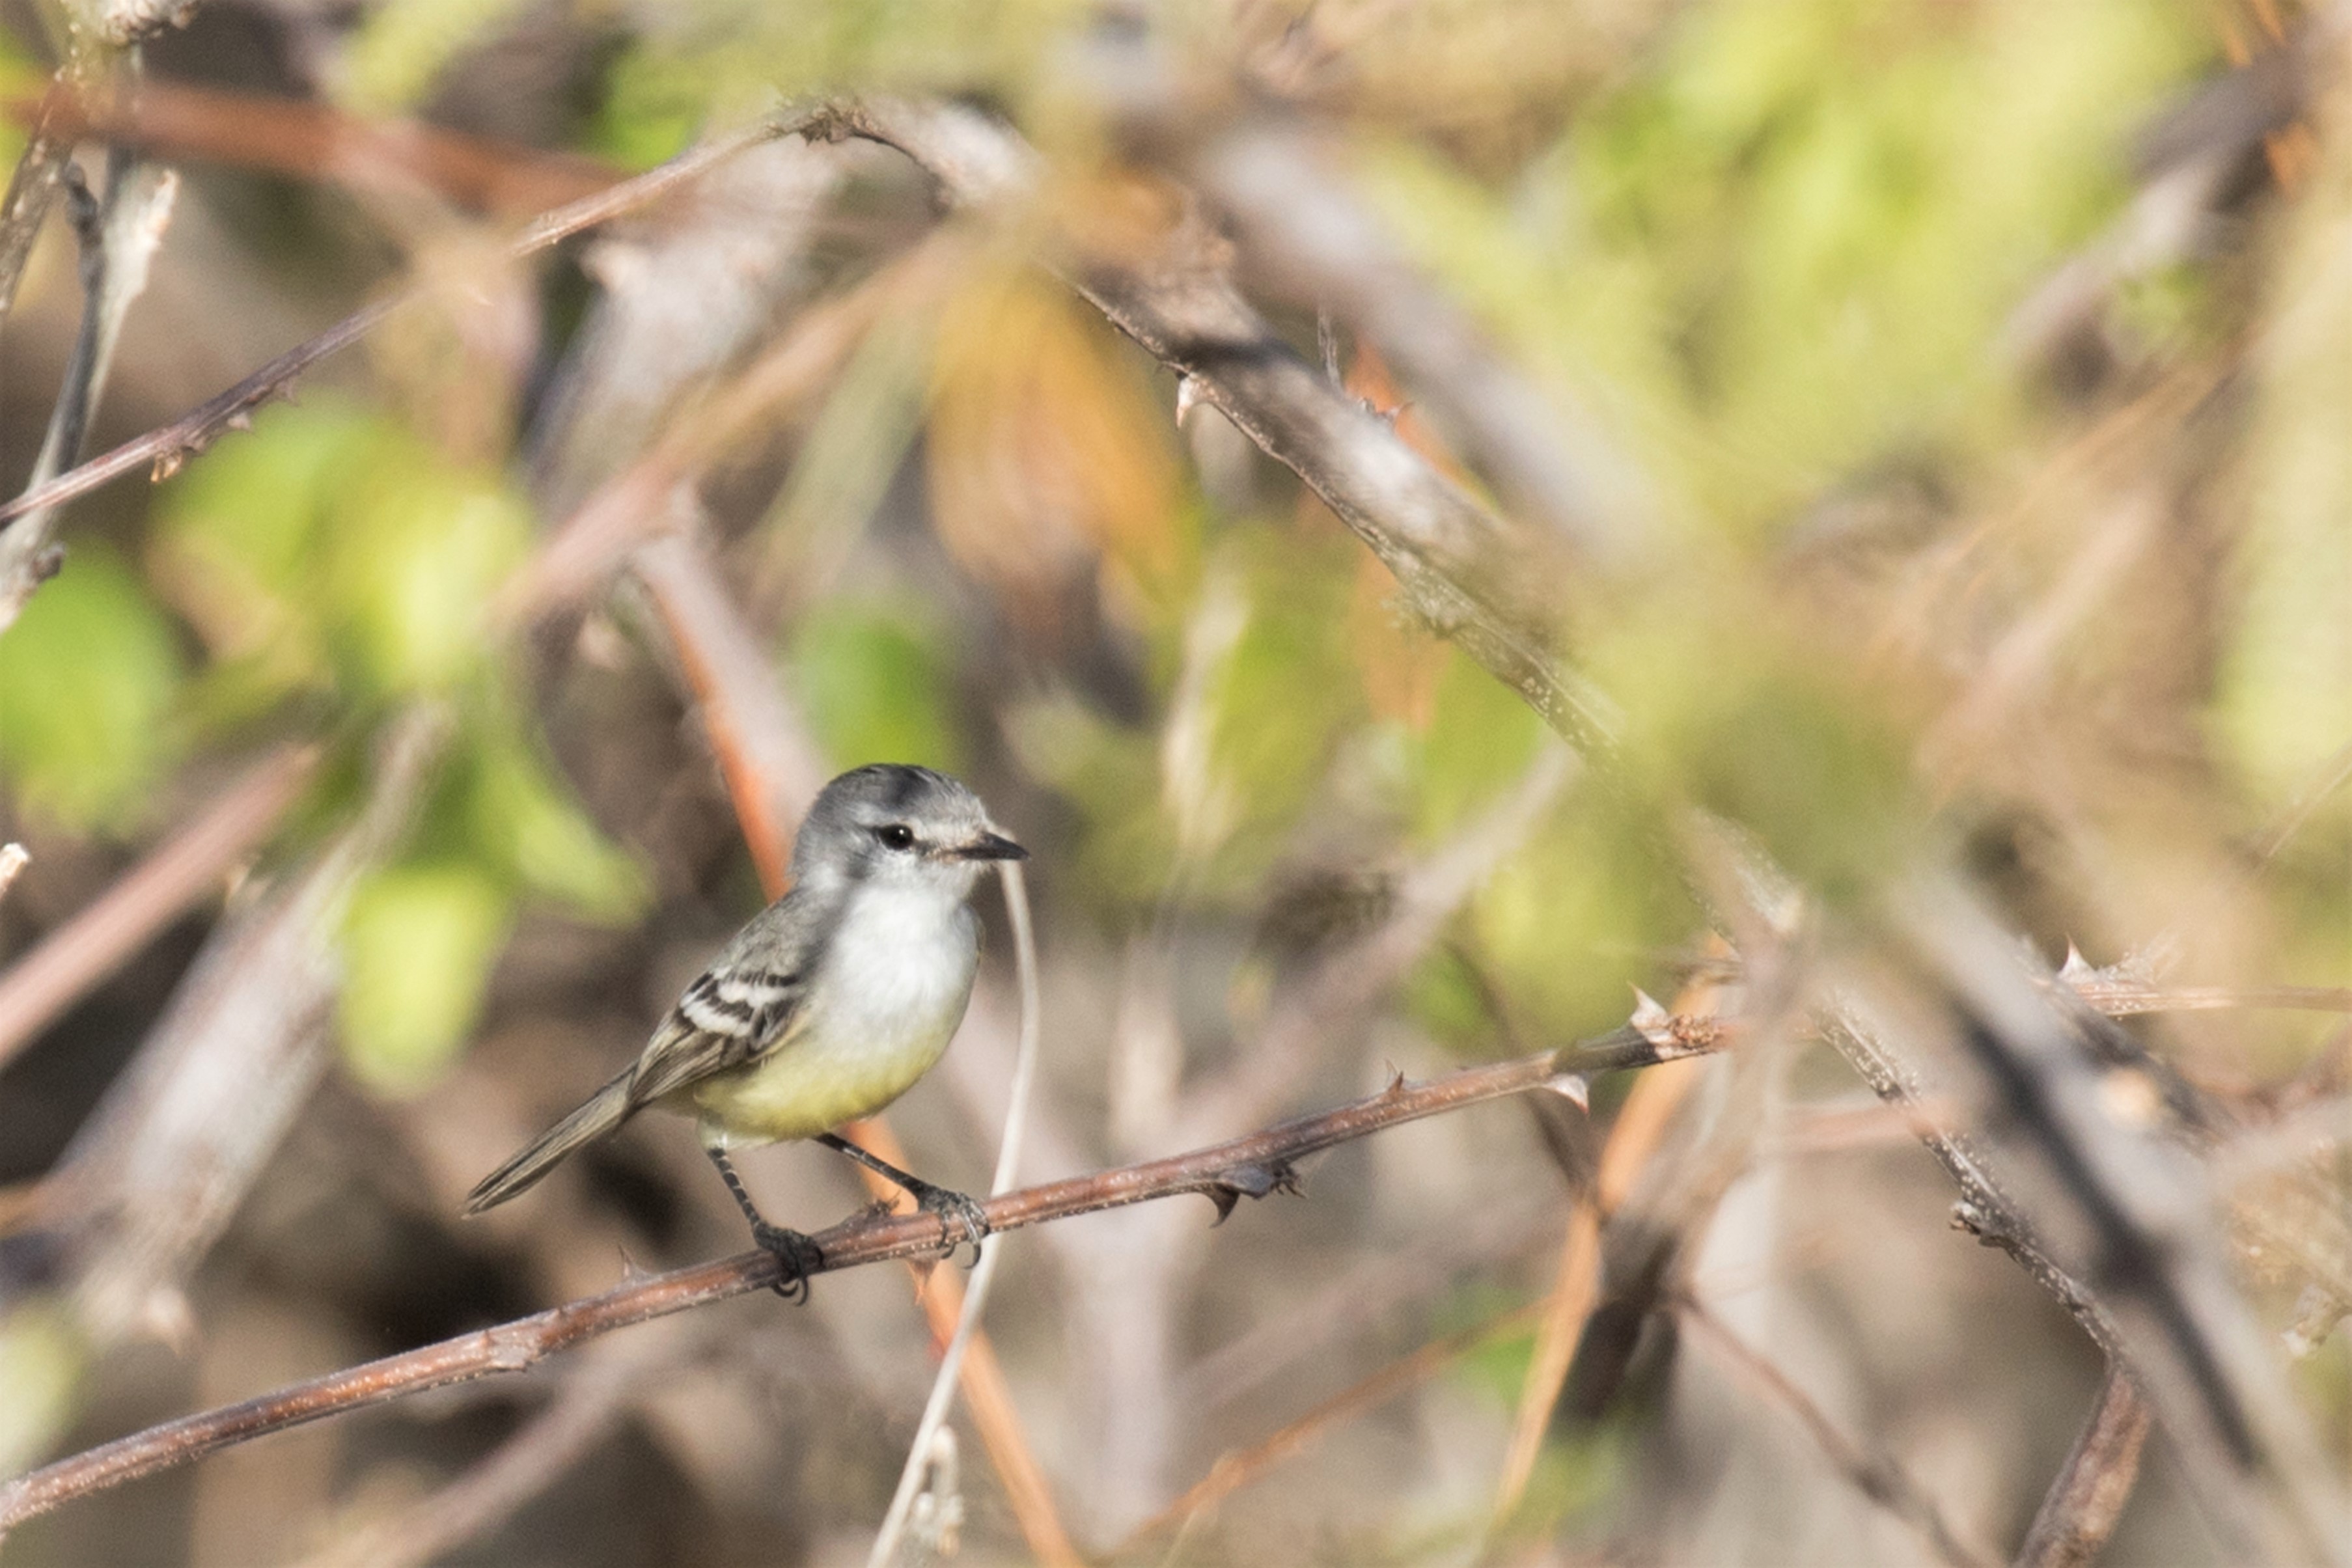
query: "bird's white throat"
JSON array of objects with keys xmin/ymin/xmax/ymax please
[{"xmin": 810, "ymin": 877, "xmax": 982, "ymax": 1049}]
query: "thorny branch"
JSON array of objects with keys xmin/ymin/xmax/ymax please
[
  {"xmin": 809, "ymin": 98, "xmax": 1625, "ymax": 756},
  {"xmin": 0, "ymin": 1021, "xmax": 1726, "ymax": 1535}
]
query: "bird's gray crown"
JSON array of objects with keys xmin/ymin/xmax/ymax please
[{"xmin": 788, "ymin": 764, "xmax": 1022, "ymax": 890}]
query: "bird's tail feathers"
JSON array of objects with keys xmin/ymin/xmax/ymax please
[{"xmin": 461, "ymin": 1068, "xmax": 637, "ymax": 1215}]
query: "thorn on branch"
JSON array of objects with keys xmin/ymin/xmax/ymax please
[
  {"xmin": 1543, "ymin": 1072, "xmax": 1592, "ymax": 1110},
  {"xmin": 1950, "ymin": 1198, "xmax": 2012, "ymax": 1248},
  {"xmin": 1202, "ymin": 1158, "xmax": 1302, "ymax": 1224}
]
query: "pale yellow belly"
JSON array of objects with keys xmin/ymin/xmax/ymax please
[{"xmin": 687, "ymin": 1011, "xmax": 961, "ymax": 1146}]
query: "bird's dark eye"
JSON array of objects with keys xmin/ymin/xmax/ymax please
[{"xmin": 874, "ymin": 824, "xmax": 916, "ymax": 851}]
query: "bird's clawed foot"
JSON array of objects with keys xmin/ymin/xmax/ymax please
[
  {"xmin": 910, "ymin": 1183, "xmax": 991, "ymax": 1266},
  {"xmin": 751, "ymin": 1222, "xmax": 823, "ymax": 1302}
]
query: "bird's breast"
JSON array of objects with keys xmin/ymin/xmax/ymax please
[
  {"xmin": 812, "ymin": 887, "xmax": 979, "ymax": 1041},
  {"xmin": 694, "ymin": 887, "xmax": 980, "ymax": 1146}
]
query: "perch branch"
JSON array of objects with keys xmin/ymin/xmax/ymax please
[{"xmin": 0, "ymin": 1022, "xmax": 1726, "ymax": 1535}]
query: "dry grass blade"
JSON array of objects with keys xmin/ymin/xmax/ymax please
[
  {"xmin": 0, "ymin": 150, "xmax": 179, "ymax": 632},
  {"xmin": 0, "ymin": 83, "xmax": 74, "ymax": 329},
  {"xmin": 1491, "ymin": 1049, "xmax": 1709, "ymax": 1520},
  {"xmin": 11, "ymin": 77, "xmax": 622, "ymax": 217},
  {"xmin": 865, "ymin": 861, "xmax": 1053, "ymax": 1568}
]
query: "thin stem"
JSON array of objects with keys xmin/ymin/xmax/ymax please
[
  {"xmin": 1676, "ymin": 1295, "xmax": 2000, "ymax": 1568},
  {"xmin": 865, "ymin": 860, "xmax": 1045, "ymax": 1568}
]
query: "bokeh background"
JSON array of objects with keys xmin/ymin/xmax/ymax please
[{"xmin": 0, "ymin": 0, "xmax": 2345, "ymax": 1564}]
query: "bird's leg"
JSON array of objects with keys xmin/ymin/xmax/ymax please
[
  {"xmin": 815, "ymin": 1132, "xmax": 990, "ymax": 1263},
  {"xmin": 706, "ymin": 1147, "xmax": 822, "ymax": 1302}
]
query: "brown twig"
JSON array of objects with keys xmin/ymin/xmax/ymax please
[
  {"xmin": 0, "ymin": 113, "xmax": 812, "ymax": 532},
  {"xmin": 0, "ymin": 742, "xmax": 318, "ymax": 1075},
  {"xmin": 2013, "ymin": 1366, "xmax": 2155, "ymax": 1568},
  {"xmin": 2063, "ymin": 983, "xmax": 2352, "ymax": 1017},
  {"xmin": 10, "ymin": 78, "xmax": 622, "ymax": 218},
  {"xmin": 1882, "ymin": 885, "xmax": 2347, "ymax": 1567},
  {"xmin": 0, "ymin": 1023, "xmax": 1725, "ymax": 1535},
  {"xmin": 628, "ymin": 525, "xmax": 827, "ymax": 891},
  {"xmin": 1675, "ymin": 1295, "xmax": 2002, "ymax": 1568}
]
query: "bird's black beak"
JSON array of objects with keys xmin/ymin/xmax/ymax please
[{"xmin": 955, "ymin": 831, "xmax": 1029, "ymax": 862}]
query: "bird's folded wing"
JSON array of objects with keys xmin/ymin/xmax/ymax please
[{"xmin": 625, "ymin": 966, "xmax": 807, "ymax": 1104}]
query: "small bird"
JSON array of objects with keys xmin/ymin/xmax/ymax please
[{"xmin": 463, "ymin": 763, "xmax": 1027, "ymax": 1299}]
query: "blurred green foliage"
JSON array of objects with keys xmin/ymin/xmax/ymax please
[
  {"xmin": 0, "ymin": 547, "xmax": 186, "ymax": 834},
  {"xmin": 791, "ymin": 600, "xmax": 968, "ymax": 777},
  {"xmin": 143, "ymin": 402, "xmax": 644, "ymax": 1092},
  {"xmin": 0, "ymin": 1302, "xmax": 82, "ymax": 1477},
  {"xmin": 1363, "ymin": 0, "xmax": 2209, "ymax": 534},
  {"xmin": 1205, "ymin": 529, "xmax": 1366, "ymax": 834},
  {"xmin": 339, "ymin": 860, "xmax": 512, "ymax": 1093},
  {"xmin": 575, "ymin": 0, "xmax": 1090, "ymax": 137},
  {"xmin": 339, "ymin": 0, "xmax": 531, "ymax": 115},
  {"xmin": 156, "ymin": 403, "xmax": 532, "ymax": 709}
]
